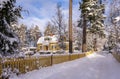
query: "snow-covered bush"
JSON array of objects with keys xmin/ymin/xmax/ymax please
[
  {"xmin": 32, "ymin": 53, "xmax": 40, "ymax": 57},
  {"xmin": 24, "ymin": 51, "xmax": 34, "ymax": 56},
  {"xmin": 13, "ymin": 68, "xmax": 20, "ymax": 76},
  {"xmin": 1, "ymin": 68, "xmax": 11, "ymax": 79},
  {"xmin": 1, "ymin": 68, "xmax": 20, "ymax": 79},
  {"xmin": 25, "ymin": 66, "xmax": 29, "ymax": 72},
  {"xmin": 17, "ymin": 52, "xmax": 26, "ymax": 58}
]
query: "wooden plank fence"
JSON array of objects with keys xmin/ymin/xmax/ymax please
[
  {"xmin": 112, "ymin": 52, "xmax": 120, "ymax": 63},
  {"xmin": 0, "ymin": 51, "xmax": 93, "ymax": 78}
]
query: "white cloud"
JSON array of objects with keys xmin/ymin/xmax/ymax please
[{"xmin": 19, "ymin": 17, "xmax": 50, "ymax": 33}]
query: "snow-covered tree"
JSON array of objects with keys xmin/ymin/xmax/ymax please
[
  {"xmin": 0, "ymin": 0, "xmax": 22, "ymax": 56},
  {"xmin": 79, "ymin": 0, "xmax": 105, "ymax": 51},
  {"xmin": 26, "ymin": 25, "xmax": 42, "ymax": 47},
  {"xmin": 17, "ymin": 24, "xmax": 27, "ymax": 48},
  {"xmin": 44, "ymin": 22, "xmax": 56, "ymax": 36},
  {"xmin": 73, "ymin": 23, "xmax": 82, "ymax": 50},
  {"xmin": 11, "ymin": 24, "xmax": 42, "ymax": 48},
  {"xmin": 51, "ymin": 3, "xmax": 67, "ymax": 50},
  {"xmin": 29, "ymin": 25, "xmax": 42, "ymax": 46},
  {"xmin": 106, "ymin": 0, "xmax": 120, "ymax": 50},
  {"xmin": 87, "ymin": 0, "xmax": 105, "ymax": 37}
]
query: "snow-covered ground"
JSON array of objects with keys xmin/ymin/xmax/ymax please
[{"xmin": 10, "ymin": 51, "xmax": 120, "ymax": 79}]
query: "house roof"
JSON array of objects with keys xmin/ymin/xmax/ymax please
[
  {"xmin": 37, "ymin": 36, "xmax": 45, "ymax": 44},
  {"xmin": 37, "ymin": 35, "xmax": 58, "ymax": 44}
]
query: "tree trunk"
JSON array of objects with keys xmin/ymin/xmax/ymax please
[
  {"xmin": 82, "ymin": 14, "xmax": 87, "ymax": 52},
  {"xmin": 93, "ymin": 38, "xmax": 97, "ymax": 51}
]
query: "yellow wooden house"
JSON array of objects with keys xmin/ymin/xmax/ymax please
[{"xmin": 37, "ymin": 35, "xmax": 69, "ymax": 53}]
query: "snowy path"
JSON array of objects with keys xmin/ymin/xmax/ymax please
[{"xmin": 11, "ymin": 52, "xmax": 120, "ymax": 79}]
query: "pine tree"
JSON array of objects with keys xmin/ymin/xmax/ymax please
[
  {"xmin": 87, "ymin": 0, "xmax": 105, "ymax": 37},
  {"xmin": 0, "ymin": 0, "xmax": 22, "ymax": 56},
  {"xmin": 87, "ymin": 0, "xmax": 105, "ymax": 51},
  {"xmin": 79, "ymin": 0, "xmax": 105, "ymax": 51}
]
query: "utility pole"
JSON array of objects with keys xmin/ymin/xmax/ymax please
[
  {"xmin": 82, "ymin": 13, "xmax": 87, "ymax": 52},
  {"xmin": 69, "ymin": 0, "xmax": 73, "ymax": 53}
]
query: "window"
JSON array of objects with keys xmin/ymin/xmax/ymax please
[
  {"xmin": 52, "ymin": 45, "xmax": 53, "ymax": 50},
  {"xmin": 40, "ymin": 46, "xmax": 42, "ymax": 50}
]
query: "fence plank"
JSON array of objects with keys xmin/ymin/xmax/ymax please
[
  {"xmin": 69, "ymin": 54, "xmax": 79, "ymax": 60},
  {"xmin": 52, "ymin": 55, "xmax": 69, "ymax": 64}
]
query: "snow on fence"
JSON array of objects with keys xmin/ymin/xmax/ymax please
[{"xmin": 0, "ymin": 51, "xmax": 93, "ymax": 78}]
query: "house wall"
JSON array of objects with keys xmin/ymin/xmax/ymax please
[
  {"xmin": 37, "ymin": 44, "xmax": 42, "ymax": 51},
  {"xmin": 37, "ymin": 42, "xmax": 69, "ymax": 53},
  {"xmin": 49, "ymin": 43, "xmax": 58, "ymax": 52}
]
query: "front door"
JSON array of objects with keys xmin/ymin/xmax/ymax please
[{"xmin": 46, "ymin": 46, "xmax": 48, "ymax": 51}]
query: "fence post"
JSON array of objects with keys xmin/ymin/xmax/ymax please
[
  {"xmin": 51, "ymin": 55, "xmax": 53, "ymax": 66},
  {"xmin": 69, "ymin": 53, "xmax": 71, "ymax": 61}
]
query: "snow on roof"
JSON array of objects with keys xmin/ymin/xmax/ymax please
[
  {"xmin": 24, "ymin": 51, "xmax": 34, "ymax": 55},
  {"xmin": 37, "ymin": 35, "xmax": 58, "ymax": 44},
  {"xmin": 43, "ymin": 41, "xmax": 49, "ymax": 45},
  {"xmin": 50, "ymin": 35, "xmax": 58, "ymax": 43},
  {"xmin": 37, "ymin": 36, "xmax": 44, "ymax": 44},
  {"xmin": 29, "ymin": 47, "xmax": 36, "ymax": 49},
  {"xmin": 22, "ymin": 47, "xmax": 36, "ymax": 50}
]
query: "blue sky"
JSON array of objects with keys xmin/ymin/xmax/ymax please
[{"xmin": 17, "ymin": 0, "xmax": 81, "ymax": 32}]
